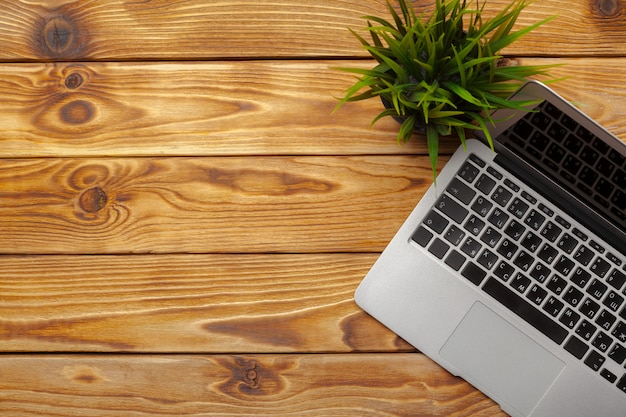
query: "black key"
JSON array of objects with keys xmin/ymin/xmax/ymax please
[
  {"xmin": 461, "ymin": 262, "xmax": 486, "ymax": 285},
  {"xmin": 504, "ymin": 179, "xmax": 520, "ymax": 193},
  {"xmin": 494, "ymin": 261, "xmax": 515, "ymax": 282},
  {"xmin": 604, "ymin": 291, "xmax": 624, "ymax": 312},
  {"xmin": 524, "ymin": 210, "xmax": 546, "ymax": 231},
  {"xmin": 580, "ymin": 298, "xmax": 601, "ymax": 319},
  {"xmin": 482, "ymin": 277, "xmax": 568, "ymax": 344},
  {"xmin": 609, "ymin": 344, "xmax": 626, "ymax": 365},
  {"xmin": 521, "ymin": 231, "xmax": 542, "ymax": 253},
  {"xmin": 475, "ymin": 174, "xmax": 496, "ymax": 195},
  {"xmin": 618, "ymin": 375, "xmax": 626, "ymax": 394},
  {"xmin": 497, "ymin": 239, "xmax": 518, "ymax": 260},
  {"xmin": 571, "ymin": 268, "xmax": 591, "ymax": 288},
  {"xmin": 595, "ymin": 309, "xmax": 616, "ymax": 332},
  {"xmin": 428, "ymin": 238, "xmax": 450, "ymax": 259},
  {"xmin": 554, "ymin": 255, "xmax": 575, "ymax": 276},
  {"xmin": 478, "ymin": 249, "xmax": 498, "ymax": 270},
  {"xmin": 573, "ymin": 246, "xmax": 594, "ymax": 266},
  {"xmin": 435, "ymin": 194, "xmax": 469, "ymax": 224},
  {"xmin": 564, "ymin": 335, "xmax": 589, "ymax": 359},
  {"xmin": 607, "ymin": 269, "xmax": 626, "ymax": 291},
  {"xmin": 530, "ymin": 262, "xmax": 550, "ymax": 283},
  {"xmin": 544, "ymin": 296, "xmax": 565, "ymax": 317},
  {"xmin": 445, "ymin": 250, "xmax": 466, "ymax": 271},
  {"xmin": 541, "ymin": 221, "xmax": 562, "ymax": 242},
  {"xmin": 584, "ymin": 350, "xmax": 605, "ymax": 372},
  {"xmin": 587, "ymin": 279, "xmax": 608, "ymax": 300},
  {"xmin": 560, "ymin": 308, "xmax": 581, "ymax": 329},
  {"xmin": 514, "ymin": 251, "xmax": 534, "ymax": 272},
  {"xmin": 504, "ymin": 220, "xmax": 525, "ymax": 241},
  {"xmin": 511, "ymin": 273, "xmax": 531, "ymax": 293},
  {"xmin": 591, "ymin": 257, "xmax": 612, "ymax": 278},
  {"xmin": 592, "ymin": 331, "xmax": 612, "ymax": 352},
  {"xmin": 557, "ymin": 233, "xmax": 578, "ymax": 254},
  {"xmin": 465, "ymin": 215, "xmax": 486, "ymax": 236},
  {"xmin": 422, "ymin": 210, "xmax": 449, "ymax": 234},
  {"xmin": 611, "ymin": 321, "xmax": 626, "ymax": 344},
  {"xmin": 461, "ymin": 237, "xmax": 481, "ymax": 258},
  {"xmin": 447, "ymin": 178, "xmax": 476, "ymax": 205},
  {"xmin": 507, "ymin": 198, "xmax": 530, "ymax": 219},
  {"xmin": 576, "ymin": 319, "xmax": 597, "ymax": 340},
  {"xmin": 488, "ymin": 208, "xmax": 509, "ymax": 229},
  {"xmin": 538, "ymin": 244, "xmax": 559, "ymax": 264},
  {"xmin": 527, "ymin": 284, "xmax": 548, "ymax": 306},
  {"xmin": 470, "ymin": 154, "xmax": 486, "ymax": 167},
  {"xmin": 601, "ymin": 369, "xmax": 617, "ymax": 383},
  {"xmin": 492, "ymin": 186, "xmax": 513, "ymax": 207},
  {"xmin": 412, "ymin": 226, "xmax": 433, "ymax": 247},
  {"xmin": 555, "ymin": 216, "xmax": 571, "ymax": 229},
  {"xmin": 444, "ymin": 225, "xmax": 465, "ymax": 246},
  {"xmin": 458, "ymin": 162, "xmax": 480, "ymax": 183},
  {"xmin": 480, "ymin": 227, "xmax": 502, "ymax": 248},
  {"xmin": 563, "ymin": 286, "xmax": 584, "ymax": 308},
  {"xmin": 471, "ymin": 196, "xmax": 493, "ymax": 217},
  {"xmin": 547, "ymin": 275, "xmax": 567, "ymax": 295}
]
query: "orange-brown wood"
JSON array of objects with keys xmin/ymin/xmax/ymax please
[
  {"xmin": 0, "ymin": 354, "xmax": 505, "ymax": 417},
  {"xmin": 0, "ymin": 156, "xmax": 438, "ymax": 254},
  {"xmin": 0, "ymin": 1, "xmax": 622, "ymax": 416},
  {"xmin": 0, "ymin": 254, "xmax": 414, "ymax": 353},
  {"xmin": 1, "ymin": 0, "xmax": 625, "ymax": 61}
]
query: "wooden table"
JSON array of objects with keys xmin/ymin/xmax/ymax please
[{"xmin": 1, "ymin": 1, "xmax": 625, "ymax": 415}]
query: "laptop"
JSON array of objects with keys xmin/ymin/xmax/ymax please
[{"xmin": 355, "ymin": 80, "xmax": 626, "ymax": 417}]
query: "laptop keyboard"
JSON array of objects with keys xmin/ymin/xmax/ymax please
[{"xmin": 412, "ymin": 152, "xmax": 626, "ymax": 395}]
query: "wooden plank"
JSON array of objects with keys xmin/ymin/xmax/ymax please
[
  {"xmin": 0, "ymin": 254, "xmax": 412, "ymax": 353},
  {"xmin": 0, "ymin": 0, "xmax": 382, "ymax": 61},
  {"xmin": 1, "ymin": 0, "xmax": 626, "ymax": 61},
  {"xmin": 0, "ymin": 156, "xmax": 436, "ymax": 254},
  {"xmin": 0, "ymin": 60, "xmax": 437, "ymax": 158},
  {"xmin": 2, "ymin": 58, "xmax": 626, "ymax": 158},
  {"xmin": 0, "ymin": 353, "xmax": 506, "ymax": 416}
]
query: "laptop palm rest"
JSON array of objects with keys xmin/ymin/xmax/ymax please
[{"xmin": 440, "ymin": 302, "xmax": 565, "ymax": 415}]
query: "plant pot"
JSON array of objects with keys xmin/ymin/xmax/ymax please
[{"xmin": 380, "ymin": 96, "xmax": 427, "ymax": 134}]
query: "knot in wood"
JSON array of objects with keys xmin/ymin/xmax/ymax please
[
  {"xmin": 65, "ymin": 73, "xmax": 84, "ymax": 89},
  {"xmin": 79, "ymin": 187, "xmax": 108, "ymax": 213},
  {"xmin": 61, "ymin": 100, "xmax": 95, "ymax": 125},
  {"xmin": 243, "ymin": 362, "xmax": 260, "ymax": 388},
  {"xmin": 38, "ymin": 14, "xmax": 86, "ymax": 59},
  {"xmin": 591, "ymin": 0, "xmax": 622, "ymax": 18}
]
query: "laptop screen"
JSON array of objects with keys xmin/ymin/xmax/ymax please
[{"xmin": 494, "ymin": 100, "xmax": 626, "ymax": 252}]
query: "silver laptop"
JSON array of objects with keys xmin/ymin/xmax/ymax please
[{"xmin": 355, "ymin": 80, "xmax": 626, "ymax": 417}]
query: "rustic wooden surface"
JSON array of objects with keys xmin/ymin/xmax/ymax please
[{"xmin": 1, "ymin": 1, "xmax": 625, "ymax": 416}]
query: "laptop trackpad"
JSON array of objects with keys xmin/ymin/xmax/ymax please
[{"xmin": 440, "ymin": 302, "xmax": 565, "ymax": 415}]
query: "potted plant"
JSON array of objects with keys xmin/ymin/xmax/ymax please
[{"xmin": 334, "ymin": 0, "xmax": 557, "ymax": 181}]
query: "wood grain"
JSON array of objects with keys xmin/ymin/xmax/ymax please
[
  {"xmin": 0, "ymin": 353, "xmax": 506, "ymax": 416},
  {"xmin": 1, "ymin": 59, "xmax": 626, "ymax": 158},
  {"xmin": 0, "ymin": 155, "xmax": 436, "ymax": 254},
  {"xmin": 0, "ymin": 60, "xmax": 437, "ymax": 158},
  {"xmin": 1, "ymin": 0, "xmax": 626, "ymax": 61},
  {"xmin": 0, "ymin": 254, "xmax": 413, "ymax": 353}
]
